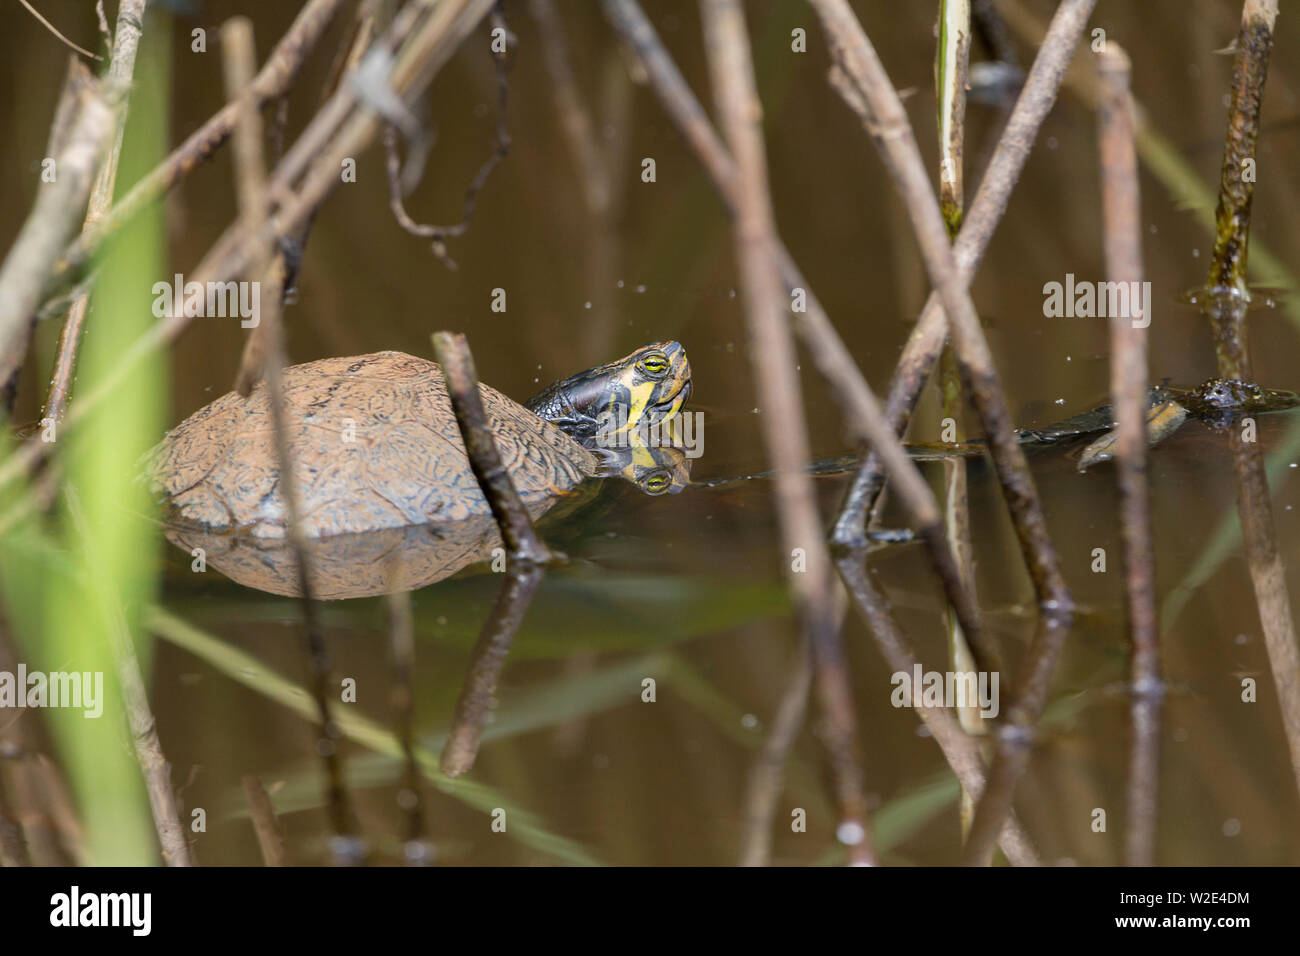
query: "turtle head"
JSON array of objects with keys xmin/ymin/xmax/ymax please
[
  {"xmin": 1192, "ymin": 379, "xmax": 1300, "ymax": 414},
  {"xmin": 526, "ymin": 341, "xmax": 692, "ymax": 442}
]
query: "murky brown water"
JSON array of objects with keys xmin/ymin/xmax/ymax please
[{"xmin": 3, "ymin": 0, "xmax": 1300, "ymax": 864}]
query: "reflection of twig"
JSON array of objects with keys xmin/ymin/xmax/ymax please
[
  {"xmin": 65, "ymin": 489, "xmax": 194, "ymax": 866},
  {"xmin": 0, "ymin": 629, "xmax": 83, "ymax": 864},
  {"xmin": 1201, "ymin": 0, "xmax": 1300, "ymax": 804},
  {"xmin": 739, "ymin": 637, "xmax": 811, "ymax": 867},
  {"xmin": 1096, "ymin": 45, "xmax": 1161, "ymax": 868},
  {"xmin": 0, "ymin": 777, "xmax": 29, "ymax": 866},
  {"xmin": 385, "ymin": 589, "xmax": 430, "ymax": 861},
  {"xmin": 837, "ymin": 556, "xmax": 1039, "ymax": 865},
  {"xmin": 241, "ymin": 774, "xmax": 291, "ymax": 866},
  {"xmin": 805, "ymin": 0, "xmax": 1073, "ymax": 868},
  {"xmin": 440, "ymin": 566, "xmax": 548, "ymax": 777},
  {"xmin": 432, "ymin": 332, "xmax": 557, "ymax": 776},
  {"xmin": 701, "ymin": 0, "xmax": 874, "ymax": 866}
]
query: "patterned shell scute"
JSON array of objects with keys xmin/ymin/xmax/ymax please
[{"xmin": 149, "ymin": 351, "xmax": 597, "ymax": 537}]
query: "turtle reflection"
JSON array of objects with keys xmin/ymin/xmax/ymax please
[{"xmin": 162, "ymin": 440, "xmax": 691, "ymax": 599}]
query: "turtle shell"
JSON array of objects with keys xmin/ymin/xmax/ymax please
[{"xmin": 146, "ymin": 351, "xmax": 599, "ymax": 597}]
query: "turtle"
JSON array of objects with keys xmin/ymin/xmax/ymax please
[
  {"xmin": 147, "ymin": 341, "xmax": 692, "ymax": 598},
  {"xmin": 1014, "ymin": 378, "xmax": 1300, "ymax": 470},
  {"xmin": 697, "ymin": 378, "xmax": 1300, "ymax": 489}
]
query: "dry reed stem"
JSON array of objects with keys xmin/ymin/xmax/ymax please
[
  {"xmin": 1096, "ymin": 44, "xmax": 1161, "ymax": 867},
  {"xmin": 701, "ymin": 0, "xmax": 875, "ymax": 865}
]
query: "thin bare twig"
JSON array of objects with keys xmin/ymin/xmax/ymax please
[
  {"xmin": 17, "ymin": 0, "xmax": 103, "ymax": 61},
  {"xmin": 432, "ymin": 331, "xmax": 557, "ymax": 776},
  {"xmin": 382, "ymin": 10, "xmax": 513, "ymax": 269},
  {"xmin": 221, "ymin": 15, "xmax": 364, "ymax": 864},
  {"xmin": 805, "ymin": 0, "xmax": 1073, "ymax": 867},
  {"xmin": 599, "ymin": 0, "xmax": 1038, "ymax": 861},
  {"xmin": 1201, "ymin": 0, "xmax": 1300, "ymax": 804},
  {"xmin": 530, "ymin": 0, "xmax": 611, "ymax": 213},
  {"xmin": 0, "ymin": 0, "xmax": 496, "ymax": 502},
  {"xmin": 42, "ymin": 0, "xmax": 149, "ymax": 426},
  {"xmin": 49, "ymin": 0, "xmax": 347, "ymax": 291},
  {"xmin": 1096, "ymin": 44, "xmax": 1161, "ymax": 866},
  {"xmin": 601, "ymin": 0, "xmax": 994, "ymax": 676},
  {"xmin": 701, "ymin": 0, "xmax": 874, "ymax": 865},
  {"xmin": 0, "ymin": 77, "xmax": 114, "ymax": 398},
  {"xmin": 829, "ymin": 0, "xmax": 1098, "ymax": 548}
]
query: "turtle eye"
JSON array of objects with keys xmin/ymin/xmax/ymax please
[
  {"xmin": 638, "ymin": 352, "xmax": 670, "ymax": 379},
  {"xmin": 642, "ymin": 470, "xmax": 671, "ymax": 494}
]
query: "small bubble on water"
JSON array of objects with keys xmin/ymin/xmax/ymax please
[
  {"xmin": 1222, "ymin": 818, "xmax": 1242, "ymax": 837},
  {"xmin": 1046, "ymin": 136, "xmax": 1058, "ymax": 149},
  {"xmin": 1192, "ymin": 248, "xmax": 1200, "ymax": 258},
  {"xmin": 617, "ymin": 279, "xmax": 625, "ymax": 288},
  {"xmin": 635, "ymin": 284, "xmax": 646, "ymax": 294},
  {"xmin": 741, "ymin": 713, "xmax": 759, "ymax": 730},
  {"xmin": 729, "ymin": 289, "xmax": 736, "ymax": 298},
  {"xmin": 584, "ymin": 301, "xmax": 592, "ymax": 309},
  {"xmin": 1055, "ymin": 397, "xmax": 1066, "ymax": 405},
  {"xmin": 1235, "ymin": 633, "xmax": 1249, "ymax": 645}
]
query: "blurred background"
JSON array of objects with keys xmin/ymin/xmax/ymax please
[{"xmin": 1, "ymin": 0, "xmax": 1299, "ymax": 864}]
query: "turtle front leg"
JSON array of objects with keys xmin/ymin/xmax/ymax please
[{"xmin": 1076, "ymin": 399, "xmax": 1188, "ymax": 472}]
